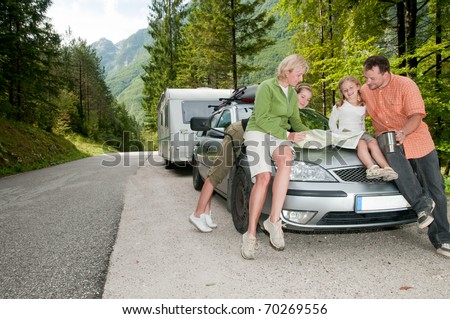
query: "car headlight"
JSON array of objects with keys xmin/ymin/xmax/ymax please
[{"xmin": 289, "ymin": 161, "xmax": 336, "ymax": 182}]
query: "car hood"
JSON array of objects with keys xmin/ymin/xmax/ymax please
[{"xmin": 294, "ymin": 146, "xmax": 362, "ymax": 170}]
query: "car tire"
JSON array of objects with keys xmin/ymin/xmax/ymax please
[
  {"xmin": 192, "ymin": 157, "xmax": 204, "ymax": 191},
  {"xmin": 230, "ymin": 166, "xmax": 252, "ymax": 234},
  {"xmin": 165, "ymin": 159, "xmax": 174, "ymax": 169}
]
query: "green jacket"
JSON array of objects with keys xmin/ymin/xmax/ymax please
[{"xmin": 246, "ymin": 78, "xmax": 308, "ymax": 140}]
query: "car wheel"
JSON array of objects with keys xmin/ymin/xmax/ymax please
[
  {"xmin": 192, "ymin": 157, "xmax": 204, "ymax": 191},
  {"xmin": 165, "ymin": 159, "xmax": 174, "ymax": 169},
  {"xmin": 230, "ymin": 167, "xmax": 252, "ymax": 234}
]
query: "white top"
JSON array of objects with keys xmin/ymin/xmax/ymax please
[
  {"xmin": 328, "ymin": 100, "xmax": 366, "ymax": 133},
  {"xmin": 280, "ymin": 84, "xmax": 289, "ymax": 98}
]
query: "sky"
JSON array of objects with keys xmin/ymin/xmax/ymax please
[{"xmin": 47, "ymin": 0, "xmax": 150, "ymax": 44}]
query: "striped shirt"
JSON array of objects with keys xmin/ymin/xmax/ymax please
[{"xmin": 360, "ymin": 74, "xmax": 435, "ymax": 159}]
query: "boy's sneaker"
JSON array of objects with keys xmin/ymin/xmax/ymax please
[
  {"xmin": 262, "ymin": 218, "xmax": 285, "ymax": 251},
  {"xmin": 417, "ymin": 200, "xmax": 435, "ymax": 229},
  {"xmin": 189, "ymin": 213, "xmax": 212, "ymax": 233},
  {"xmin": 436, "ymin": 243, "xmax": 450, "ymax": 258},
  {"xmin": 241, "ymin": 232, "xmax": 257, "ymax": 260},
  {"xmin": 203, "ymin": 212, "xmax": 217, "ymax": 229},
  {"xmin": 366, "ymin": 165, "xmax": 383, "ymax": 179},
  {"xmin": 380, "ymin": 167, "xmax": 398, "ymax": 181}
]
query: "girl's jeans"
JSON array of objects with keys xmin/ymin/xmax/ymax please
[{"xmin": 377, "ymin": 135, "xmax": 450, "ymax": 248}]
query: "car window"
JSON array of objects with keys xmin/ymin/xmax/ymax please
[
  {"xmin": 300, "ymin": 108, "xmax": 329, "ymax": 130},
  {"xmin": 217, "ymin": 110, "xmax": 231, "ymax": 128},
  {"xmin": 209, "ymin": 111, "xmax": 222, "ymax": 128},
  {"xmin": 237, "ymin": 105, "xmax": 253, "ymax": 120}
]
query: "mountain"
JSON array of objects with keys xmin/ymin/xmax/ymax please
[
  {"xmin": 91, "ymin": 29, "xmax": 152, "ymax": 125},
  {"xmin": 91, "ymin": 1, "xmax": 290, "ymax": 126}
]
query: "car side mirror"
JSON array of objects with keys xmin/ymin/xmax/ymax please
[
  {"xmin": 190, "ymin": 117, "xmax": 211, "ymax": 131},
  {"xmin": 207, "ymin": 127, "xmax": 225, "ymax": 138}
]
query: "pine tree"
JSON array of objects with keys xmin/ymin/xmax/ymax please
[
  {"xmin": 176, "ymin": 0, "xmax": 275, "ymax": 90},
  {"xmin": 0, "ymin": 0, "xmax": 61, "ymax": 129},
  {"xmin": 142, "ymin": 0, "xmax": 187, "ymax": 130}
]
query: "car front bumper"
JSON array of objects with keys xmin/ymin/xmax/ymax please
[{"xmin": 263, "ymin": 180, "xmax": 416, "ymax": 231}]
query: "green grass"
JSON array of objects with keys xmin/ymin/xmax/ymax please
[
  {"xmin": 0, "ymin": 118, "xmax": 111, "ymax": 177},
  {"xmin": 444, "ymin": 175, "xmax": 450, "ymax": 195},
  {"xmin": 64, "ymin": 133, "xmax": 117, "ymax": 155}
]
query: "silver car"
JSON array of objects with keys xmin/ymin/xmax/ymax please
[{"xmin": 191, "ymin": 85, "xmax": 416, "ymax": 233}]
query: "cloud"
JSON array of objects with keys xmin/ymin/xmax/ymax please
[{"xmin": 47, "ymin": 0, "xmax": 149, "ymax": 44}]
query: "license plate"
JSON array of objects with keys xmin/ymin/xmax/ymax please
[{"xmin": 355, "ymin": 194, "xmax": 410, "ymax": 213}]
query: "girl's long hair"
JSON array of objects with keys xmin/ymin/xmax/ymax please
[{"xmin": 336, "ymin": 76, "xmax": 365, "ymax": 107}]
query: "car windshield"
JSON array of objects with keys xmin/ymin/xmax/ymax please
[{"xmin": 300, "ymin": 108, "xmax": 329, "ymax": 130}]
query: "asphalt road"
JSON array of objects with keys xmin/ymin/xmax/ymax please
[
  {"xmin": 0, "ymin": 153, "xmax": 141, "ymax": 298},
  {"xmin": 1, "ymin": 152, "xmax": 449, "ymax": 299}
]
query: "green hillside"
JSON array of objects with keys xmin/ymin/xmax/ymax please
[
  {"xmin": 116, "ymin": 75, "xmax": 146, "ymax": 124},
  {"xmin": 91, "ymin": 1, "xmax": 289, "ymax": 125},
  {"xmin": 91, "ymin": 29, "xmax": 151, "ymax": 125},
  {"xmin": 0, "ymin": 118, "xmax": 88, "ymax": 176}
]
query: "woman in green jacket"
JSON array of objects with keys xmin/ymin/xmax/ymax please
[{"xmin": 241, "ymin": 54, "xmax": 309, "ymax": 259}]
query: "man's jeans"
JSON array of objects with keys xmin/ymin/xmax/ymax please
[{"xmin": 377, "ymin": 134, "xmax": 450, "ymax": 248}]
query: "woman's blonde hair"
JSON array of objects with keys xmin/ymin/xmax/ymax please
[
  {"xmin": 295, "ymin": 82, "xmax": 313, "ymax": 94},
  {"xmin": 336, "ymin": 75, "xmax": 364, "ymax": 107},
  {"xmin": 277, "ymin": 54, "xmax": 309, "ymax": 81}
]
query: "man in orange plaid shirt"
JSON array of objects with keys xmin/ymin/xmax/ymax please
[{"xmin": 361, "ymin": 56, "xmax": 450, "ymax": 258}]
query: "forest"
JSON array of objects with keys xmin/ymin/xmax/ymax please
[
  {"xmin": 0, "ymin": 0, "xmax": 449, "ymax": 173},
  {"xmin": 142, "ymin": 0, "xmax": 450, "ymax": 173},
  {"xmin": 0, "ymin": 0, "xmax": 141, "ymax": 153}
]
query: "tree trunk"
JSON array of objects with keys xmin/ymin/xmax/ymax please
[
  {"xmin": 320, "ymin": 1, "xmax": 327, "ymax": 116},
  {"xmin": 405, "ymin": 0, "xmax": 418, "ymax": 69},
  {"xmin": 436, "ymin": 0, "xmax": 442, "ymax": 79},
  {"xmin": 329, "ymin": 0, "xmax": 335, "ymax": 108},
  {"xmin": 231, "ymin": 0, "xmax": 238, "ymax": 90},
  {"xmin": 397, "ymin": 1, "xmax": 406, "ymax": 69},
  {"xmin": 444, "ymin": 160, "xmax": 449, "ymax": 176}
]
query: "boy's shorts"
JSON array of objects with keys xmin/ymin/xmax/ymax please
[{"xmin": 360, "ymin": 131, "xmax": 375, "ymax": 143}]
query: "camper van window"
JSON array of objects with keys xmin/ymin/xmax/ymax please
[
  {"xmin": 181, "ymin": 100, "xmax": 219, "ymax": 124},
  {"xmin": 164, "ymin": 105, "xmax": 169, "ymax": 127}
]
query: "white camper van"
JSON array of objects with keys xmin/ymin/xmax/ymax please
[{"xmin": 157, "ymin": 88, "xmax": 232, "ymax": 168}]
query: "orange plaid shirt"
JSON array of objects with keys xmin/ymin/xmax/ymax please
[{"xmin": 360, "ymin": 74, "xmax": 435, "ymax": 159}]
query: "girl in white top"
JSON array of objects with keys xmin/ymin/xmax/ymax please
[{"xmin": 329, "ymin": 76, "xmax": 398, "ymax": 181}]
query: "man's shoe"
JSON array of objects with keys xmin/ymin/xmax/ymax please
[
  {"xmin": 202, "ymin": 212, "xmax": 217, "ymax": 229},
  {"xmin": 437, "ymin": 243, "xmax": 450, "ymax": 258},
  {"xmin": 189, "ymin": 213, "xmax": 212, "ymax": 233},
  {"xmin": 241, "ymin": 232, "xmax": 257, "ymax": 260},
  {"xmin": 417, "ymin": 200, "xmax": 435, "ymax": 229},
  {"xmin": 262, "ymin": 218, "xmax": 285, "ymax": 251}
]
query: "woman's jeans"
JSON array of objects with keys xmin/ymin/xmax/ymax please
[{"xmin": 377, "ymin": 135, "xmax": 450, "ymax": 248}]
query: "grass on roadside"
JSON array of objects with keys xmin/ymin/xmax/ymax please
[
  {"xmin": 64, "ymin": 133, "xmax": 117, "ymax": 156},
  {"xmin": 0, "ymin": 118, "xmax": 114, "ymax": 177}
]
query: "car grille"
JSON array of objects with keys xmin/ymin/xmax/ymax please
[
  {"xmin": 332, "ymin": 167, "xmax": 383, "ymax": 183},
  {"xmin": 317, "ymin": 209, "xmax": 417, "ymax": 226}
]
